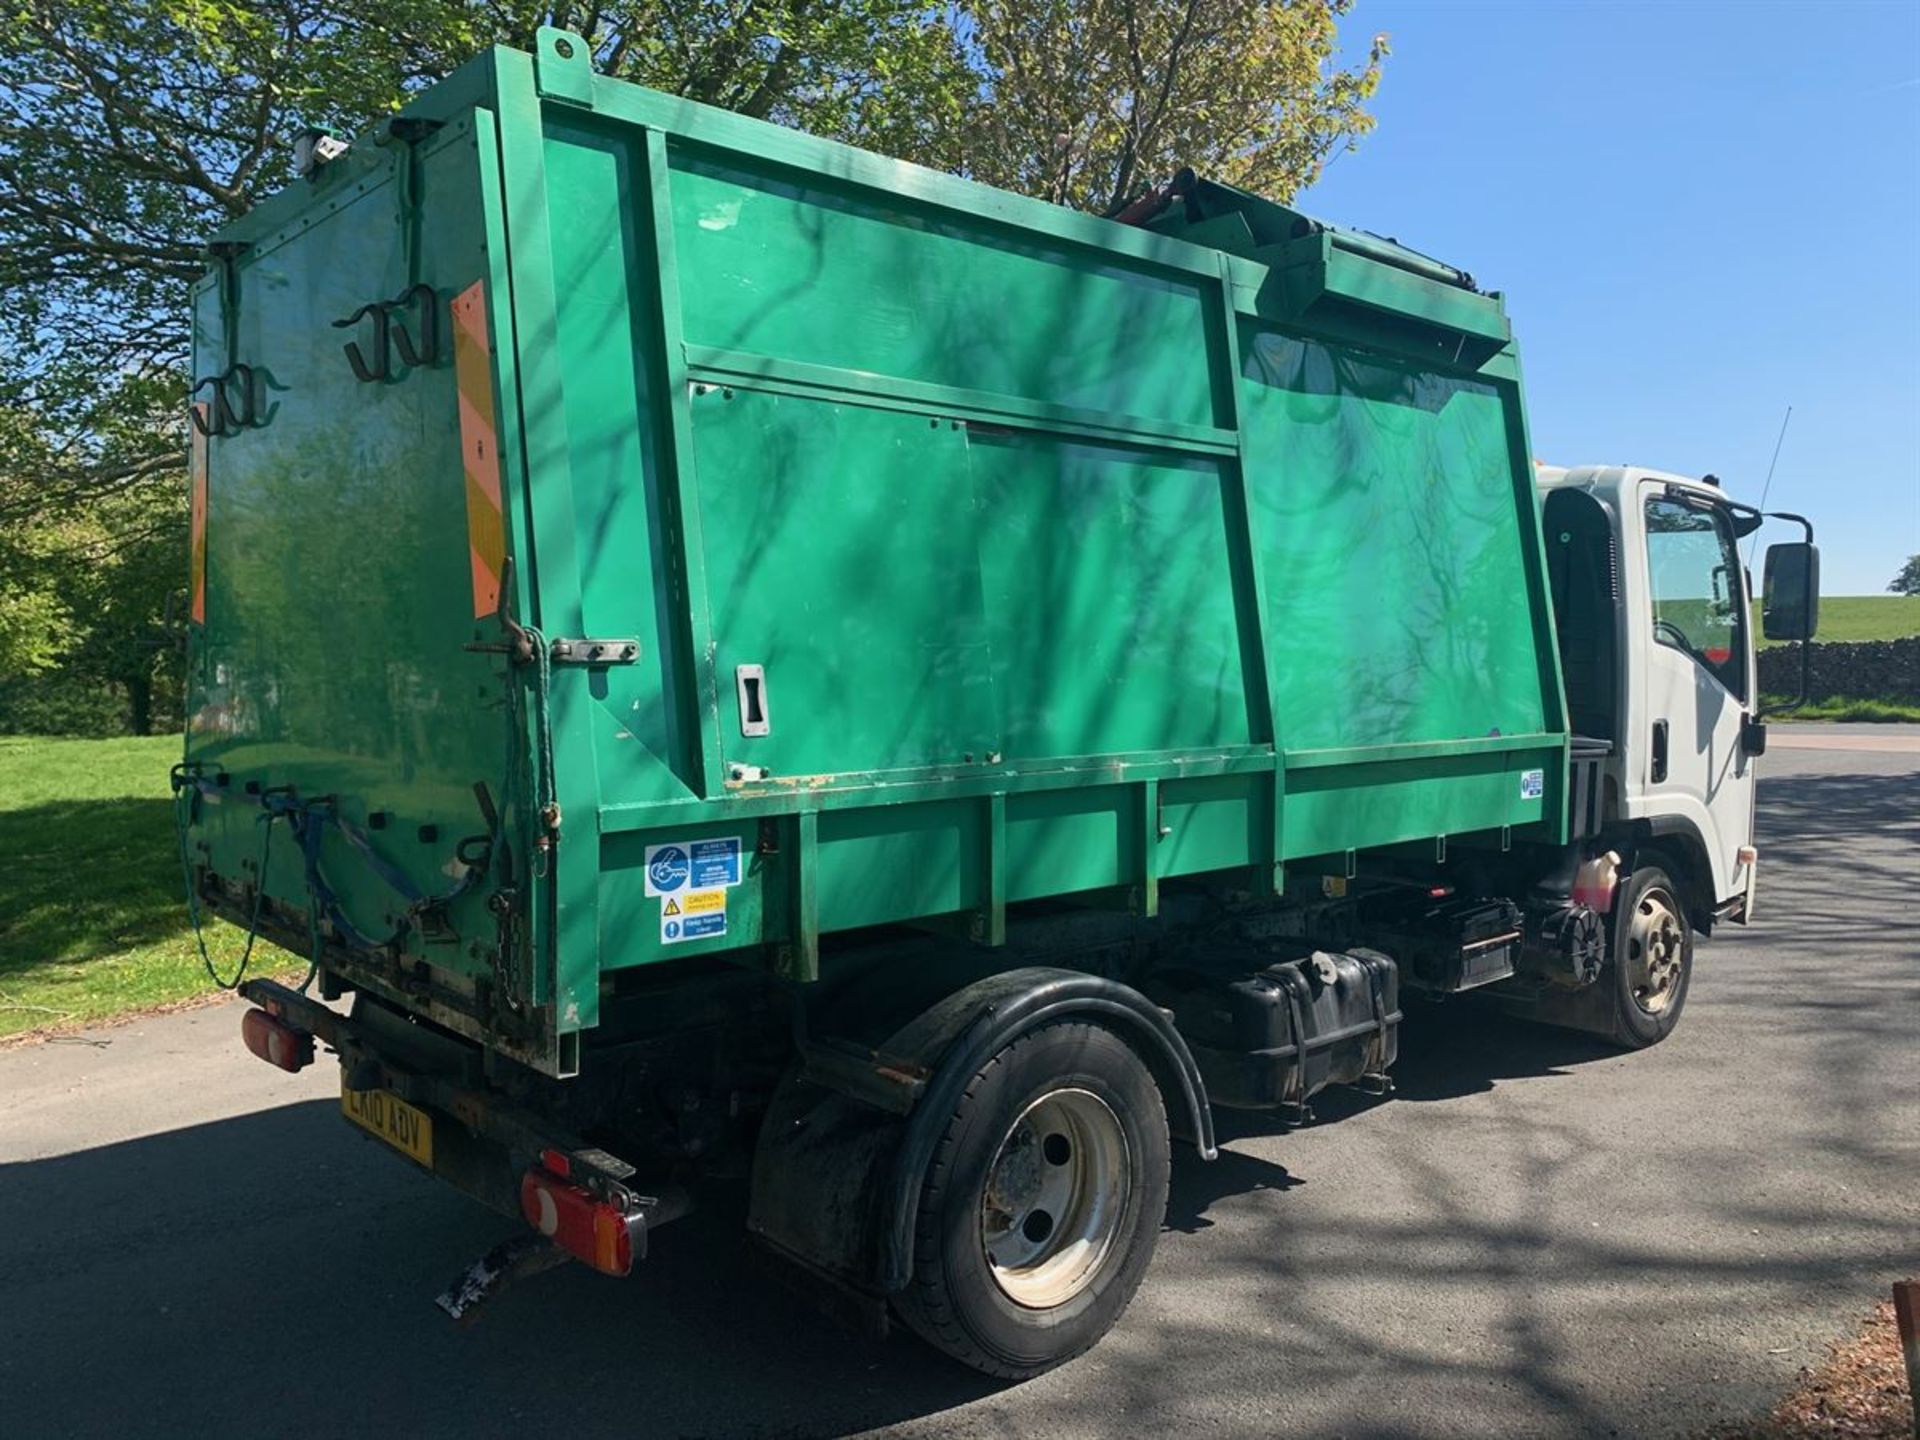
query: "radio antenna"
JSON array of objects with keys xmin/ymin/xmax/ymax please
[{"xmin": 1747, "ymin": 404, "xmax": 1792, "ymax": 564}]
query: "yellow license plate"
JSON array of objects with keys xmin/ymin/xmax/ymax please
[{"xmin": 342, "ymin": 1084, "xmax": 434, "ymax": 1167}]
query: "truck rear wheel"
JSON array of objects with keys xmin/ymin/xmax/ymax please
[
  {"xmin": 894, "ymin": 1021, "xmax": 1170, "ymax": 1378},
  {"xmin": 1606, "ymin": 862, "xmax": 1693, "ymax": 1048}
]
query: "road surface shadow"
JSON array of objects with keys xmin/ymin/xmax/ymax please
[
  {"xmin": 0, "ymin": 1100, "xmax": 1001, "ymax": 1438},
  {"xmin": 0, "ymin": 763, "xmax": 1910, "ymax": 1438},
  {"xmin": 0, "ymin": 993, "xmax": 1660, "ymax": 1440}
]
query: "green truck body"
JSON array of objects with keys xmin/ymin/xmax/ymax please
[
  {"xmin": 192, "ymin": 31, "xmax": 1817, "ymax": 1376},
  {"xmin": 185, "ymin": 32, "xmax": 1566, "ymax": 1078}
]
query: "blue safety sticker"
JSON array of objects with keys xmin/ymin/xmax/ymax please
[
  {"xmin": 644, "ymin": 837, "xmax": 742, "ymax": 895},
  {"xmin": 644, "ymin": 842, "xmax": 690, "ymax": 896},
  {"xmin": 1519, "ymin": 769, "xmax": 1545, "ymax": 800},
  {"xmin": 689, "ymin": 836, "xmax": 742, "ymax": 889}
]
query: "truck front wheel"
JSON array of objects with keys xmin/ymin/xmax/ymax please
[
  {"xmin": 894, "ymin": 1021, "xmax": 1171, "ymax": 1378},
  {"xmin": 1607, "ymin": 862, "xmax": 1694, "ymax": 1047}
]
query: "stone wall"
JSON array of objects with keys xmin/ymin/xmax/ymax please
[{"xmin": 1757, "ymin": 637, "xmax": 1920, "ymax": 701}]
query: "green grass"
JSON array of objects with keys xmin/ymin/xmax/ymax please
[
  {"xmin": 0, "ymin": 735, "xmax": 296, "ymax": 1041},
  {"xmin": 1754, "ymin": 594, "xmax": 1920, "ymax": 647},
  {"xmin": 1761, "ymin": 695, "xmax": 1920, "ymax": 723}
]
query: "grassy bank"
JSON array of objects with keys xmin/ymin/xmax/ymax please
[
  {"xmin": 1761, "ymin": 695, "xmax": 1920, "ymax": 723},
  {"xmin": 0, "ymin": 735, "xmax": 295, "ymax": 1040}
]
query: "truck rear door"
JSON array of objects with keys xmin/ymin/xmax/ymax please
[{"xmin": 185, "ymin": 108, "xmax": 539, "ymax": 1045}]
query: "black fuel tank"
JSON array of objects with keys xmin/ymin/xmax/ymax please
[{"xmin": 1148, "ymin": 949, "xmax": 1400, "ymax": 1112}]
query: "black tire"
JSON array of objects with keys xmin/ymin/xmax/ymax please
[
  {"xmin": 1605, "ymin": 861, "xmax": 1693, "ymax": 1048},
  {"xmin": 892, "ymin": 1021, "xmax": 1171, "ymax": 1378}
]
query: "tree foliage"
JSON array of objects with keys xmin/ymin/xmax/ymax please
[
  {"xmin": 1891, "ymin": 556, "xmax": 1920, "ymax": 597},
  {"xmin": 963, "ymin": 0, "xmax": 1386, "ymax": 212},
  {"xmin": 0, "ymin": 0, "xmax": 1385, "ymax": 726}
]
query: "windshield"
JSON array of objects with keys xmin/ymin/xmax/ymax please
[{"xmin": 1644, "ymin": 495, "xmax": 1748, "ymax": 699}]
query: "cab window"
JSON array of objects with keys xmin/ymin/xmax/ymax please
[{"xmin": 1644, "ymin": 496, "xmax": 1747, "ymax": 699}]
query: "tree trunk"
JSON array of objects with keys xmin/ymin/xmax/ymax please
[{"xmin": 127, "ymin": 672, "xmax": 153, "ymax": 736}]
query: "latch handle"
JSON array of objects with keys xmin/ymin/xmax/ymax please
[{"xmin": 736, "ymin": 664, "xmax": 770, "ymax": 737}]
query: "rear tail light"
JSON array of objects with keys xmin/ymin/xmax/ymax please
[
  {"xmin": 521, "ymin": 1167, "xmax": 641, "ymax": 1276},
  {"xmin": 241, "ymin": 1008, "xmax": 314, "ymax": 1073}
]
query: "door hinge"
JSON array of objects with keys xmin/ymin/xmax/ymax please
[{"xmin": 549, "ymin": 637, "xmax": 640, "ymax": 666}]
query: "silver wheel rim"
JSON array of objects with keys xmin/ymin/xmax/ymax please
[
  {"xmin": 1626, "ymin": 886, "xmax": 1685, "ymax": 1016},
  {"xmin": 979, "ymin": 1087, "xmax": 1130, "ymax": 1309}
]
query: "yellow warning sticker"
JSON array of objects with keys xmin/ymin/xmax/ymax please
[{"xmin": 662, "ymin": 888, "xmax": 726, "ymax": 944}]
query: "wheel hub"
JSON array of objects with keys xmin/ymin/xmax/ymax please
[
  {"xmin": 979, "ymin": 1088, "xmax": 1129, "ymax": 1309},
  {"xmin": 1626, "ymin": 886, "xmax": 1685, "ymax": 1015}
]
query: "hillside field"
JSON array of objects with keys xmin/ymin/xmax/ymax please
[{"xmin": 1754, "ymin": 594, "xmax": 1919, "ymax": 647}]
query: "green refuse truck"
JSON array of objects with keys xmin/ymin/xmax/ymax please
[{"xmin": 180, "ymin": 29, "xmax": 1819, "ymax": 1376}]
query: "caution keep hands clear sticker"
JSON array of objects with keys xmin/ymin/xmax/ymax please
[{"xmin": 661, "ymin": 888, "xmax": 726, "ymax": 944}]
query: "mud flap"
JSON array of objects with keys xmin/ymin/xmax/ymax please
[{"xmin": 746, "ymin": 1067, "xmax": 905, "ymax": 1325}]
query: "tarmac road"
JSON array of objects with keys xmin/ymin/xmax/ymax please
[{"xmin": 1, "ymin": 729, "xmax": 1914, "ymax": 1439}]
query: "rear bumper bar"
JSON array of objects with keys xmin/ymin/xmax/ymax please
[{"xmin": 238, "ymin": 978, "xmax": 689, "ymax": 1234}]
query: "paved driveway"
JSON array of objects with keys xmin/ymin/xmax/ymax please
[{"xmin": 1, "ymin": 729, "xmax": 1914, "ymax": 1438}]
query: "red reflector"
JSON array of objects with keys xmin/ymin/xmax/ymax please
[
  {"xmin": 521, "ymin": 1168, "xmax": 638, "ymax": 1277},
  {"xmin": 539, "ymin": 1147, "xmax": 572, "ymax": 1179},
  {"xmin": 241, "ymin": 1008, "xmax": 314, "ymax": 1073}
]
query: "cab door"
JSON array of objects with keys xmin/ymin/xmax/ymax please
[{"xmin": 1635, "ymin": 487, "xmax": 1757, "ymax": 908}]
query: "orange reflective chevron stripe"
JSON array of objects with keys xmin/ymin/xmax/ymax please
[
  {"xmin": 452, "ymin": 281, "xmax": 504, "ymax": 618},
  {"xmin": 189, "ymin": 403, "xmax": 209, "ymax": 624}
]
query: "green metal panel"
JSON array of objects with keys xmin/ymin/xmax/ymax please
[
  {"xmin": 1004, "ymin": 789, "xmax": 1140, "ymax": 903},
  {"xmin": 690, "ymin": 390, "xmax": 998, "ymax": 778},
  {"xmin": 184, "ymin": 30, "xmax": 1575, "ymax": 1072},
  {"xmin": 536, "ymin": 116, "xmax": 697, "ymax": 805},
  {"xmin": 817, "ymin": 800, "xmax": 984, "ymax": 931},
  {"xmin": 666, "ymin": 160, "xmax": 1222, "ymax": 433},
  {"xmin": 1239, "ymin": 331, "xmax": 1551, "ymax": 751},
  {"xmin": 185, "ymin": 118, "xmax": 514, "ymax": 994},
  {"xmin": 968, "ymin": 433, "xmax": 1257, "ymax": 759},
  {"xmin": 1159, "ymin": 774, "xmax": 1270, "ymax": 878}
]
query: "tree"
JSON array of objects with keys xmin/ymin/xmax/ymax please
[
  {"xmin": 0, "ymin": 374, "xmax": 183, "ymax": 729},
  {"xmin": 0, "ymin": 405, "xmax": 73, "ymax": 681},
  {"xmin": 1891, "ymin": 556, "xmax": 1920, "ymax": 597},
  {"xmin": 962, "ymin": 0, "xmax": 1387, "ymax": 212},
  {"xmin": 0, "ymin": 0, "xmax": 1386, "ymax": 729}
]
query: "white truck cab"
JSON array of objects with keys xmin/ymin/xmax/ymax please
[{"xmin": 1534, "ymin": 463, "xmax": 1818, "ymax": 940}]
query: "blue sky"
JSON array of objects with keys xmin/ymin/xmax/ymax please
[{"xmin": 1303, "ymin": 0, "xmax": 1920, "ymax": 595}]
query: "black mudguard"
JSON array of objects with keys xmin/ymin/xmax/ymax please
[{"xmin": 746, "ymin": 967, "xmax": 1214, "ymax": 1298}]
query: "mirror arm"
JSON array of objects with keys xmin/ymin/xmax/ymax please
[
  {"xmin": 1777, "ymin": 512, "xmax": 1815, "ymax": 716},
  {"xmin": 1744, "ymin": 508, "xmax": 1817, "ymax": 719}
]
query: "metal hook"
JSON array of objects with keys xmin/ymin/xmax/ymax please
[
  {"xmin": 188, "ymin": 364, "xmax": 260, "ymax": 436},
  {"xmin": 387, "ymin": 284, "xmax": 440, "ymax": 368},
  {"xmin": 219, "ymin": 363, "xmax": 258, "ymax": 430},
  {"xmin": 333, "ymin": 302, "xmax": 392, "ymax": 383},
  {"xmin": 188, "ymin": 376, "xmax": 225, "ymax": 436}
]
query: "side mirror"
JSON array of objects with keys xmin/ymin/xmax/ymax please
[{"xmin": 1762, "ymin": 542, "xmax": 1819, "ymax": 642}]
